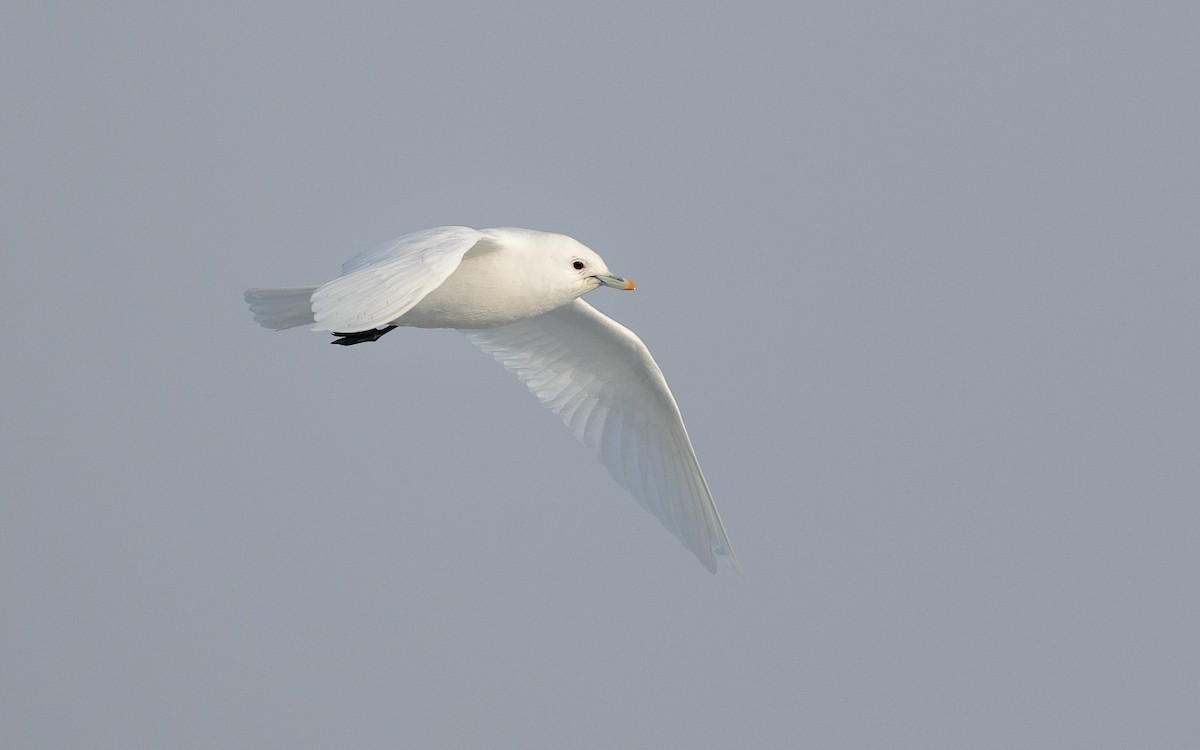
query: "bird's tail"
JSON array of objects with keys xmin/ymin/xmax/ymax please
[{"xmin": 244, "ymin": 287, "xmax": 319, "ymax": 330}]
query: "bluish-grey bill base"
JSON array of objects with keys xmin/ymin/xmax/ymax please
[{"xmin": 245, "ymin": 226, "xmax": 737, "ymax": 572}]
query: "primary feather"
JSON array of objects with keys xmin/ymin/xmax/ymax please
[{"xmin": 464, "ymin": 300, "xmax": 737, "ymax": 572}]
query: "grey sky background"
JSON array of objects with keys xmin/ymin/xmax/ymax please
[{"xmin": 3, "ymin": 2, "xmax": 1197, "ymax": 747}]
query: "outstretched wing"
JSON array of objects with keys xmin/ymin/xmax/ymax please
[
  {"xmin": 311, "ymin": 226, "xmax": 484, "ymax": 333},
  {"xmin": 462, "ymin": 299, "xmax": 737, "ymax": 572}
]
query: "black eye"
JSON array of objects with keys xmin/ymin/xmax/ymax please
[{"xmin": 572, "ymin": 260, "xmax": 586, "ymax": 270}]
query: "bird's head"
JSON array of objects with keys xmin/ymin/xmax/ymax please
[{"xmin": 543, "ymin": 233, "xmax": 636, "ymax": 297}]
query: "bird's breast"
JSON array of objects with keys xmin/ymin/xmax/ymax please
[{"xmin": 395, "ymin": 254, "xmax": 574, "ymax": 329}]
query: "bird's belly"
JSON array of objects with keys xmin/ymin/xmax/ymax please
[{"xmin": 396, "ymin": 274, "xmax": 566, "ymax": 329}]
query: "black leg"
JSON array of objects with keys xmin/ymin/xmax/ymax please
[{"xmin": 330, "ymin": 326, "xmax": 398, "ymax": 346}]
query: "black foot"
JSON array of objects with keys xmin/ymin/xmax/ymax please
[{"xmin": 330, "ymin": 325, "xmax": 398, "ymax": 346}]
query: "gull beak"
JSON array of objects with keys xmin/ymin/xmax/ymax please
[{"xmin": 593, "ymin": 274, "xmax": 637, "ymax": 291}]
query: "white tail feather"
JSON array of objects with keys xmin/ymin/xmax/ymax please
[{"xmin": 244, "ymin": 287, "xmax": 319, "ymax": 330}]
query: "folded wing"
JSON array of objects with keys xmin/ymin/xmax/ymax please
[
  {"xmin": 311, "ymin": 226, "xmax": 484, "ymax": 333},
  {"xmin": 463, "ymin": 299, "xmax": 737, "ymax": 572}
]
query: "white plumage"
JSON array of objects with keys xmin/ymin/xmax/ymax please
[{"xmin": 246, "ymin": 226, "xmax": 737, "ymax": 572}]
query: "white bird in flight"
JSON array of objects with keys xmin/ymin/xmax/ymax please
[{"xmin": 245, "ymin": 226, "xmax": 737, "ymax": 572}]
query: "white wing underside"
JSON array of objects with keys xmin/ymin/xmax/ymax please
[
  {"xmin": 463, "ymin": 299, "xmax": 737, "ymax": 572},
  {"xmin": 310, "ymin": 226, "xmax": 483, "ymax": 333}
]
